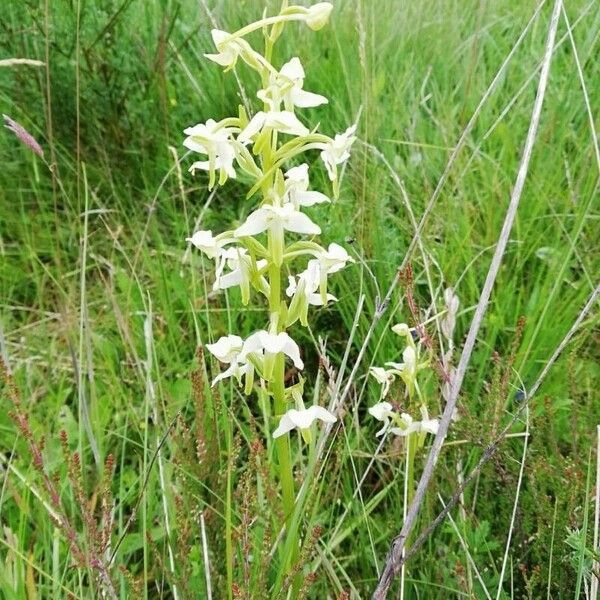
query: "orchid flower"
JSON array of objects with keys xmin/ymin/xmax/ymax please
[
  {"xmin": 368, "ymin": 402, "xmax": 439, "ymax": 439},
  {"xmin": 389, "ymin": 407, "xmax": 439, "ymax": 438},
  {"xmin": 368, "ymin": 401, "xmax": 395, "ymax": 436},
  {"xmin": 204, "ymin": 29, "xmax": 262, "ymax": 71},
  {"xmin": 317, "ymin": 242, "xmax": 354, "ymax": 273},
  {"xmin": 441, "ymin": 287, "xmax": 460, "ymax": 341},
  {"xmin": 369, "ymin": 368, "xmax": 396, "ymax": 400},
  {"xmin": 235, "ymin": 203, "xmax": 320, "ymax": 266},
  {"xmin": 258, "ymin": 57, "xmax": 328, "ymax": 111},
  {"xmin": 273, "ymin": 405, "xmax": 336, "ymax": 439},
  {"xmin": 313, "ymin": 243, "xmax": 354, "ymax": 302},
  {"xmin": 213, "ymin": 247, "xmax": 269, "ymax": 305},
  {"xmin": 206, "ymin": 335, "xmax": 256, "ymax": 389},
  {"xmin": 243, "ymin": 330, "xmax": 304, "ymax": 370},
  {"xmin": 184, "ymin": 119, "xmax": 240, "ymax": 188},
  {"xmin": 235, "ymin": 203, "xmax": 320, "ymax": 238},
  {"xmin": 208, "ymin": 330, "xmax": 303, "ymax": 392},
  {"xmin": 238, "ymin": 110, "xmax": 308, "ymax": 144},
  {"xmin": 319, "ymin": 124, "xmax": 357, "ymax": 182},
  {"xmin": 286, "ymin": 260, "xmax": 336, "ymax": 326},
  {"xmin": 186, "ymin": 230, "xmax": 234, "ymax": 259},
  {"xmin": 284, "ymin": 164, "xmax": 330, "ymax": 208},
  {"xmin": 183, "ymin": 119, "xmax": 238, "ymax": 151}
]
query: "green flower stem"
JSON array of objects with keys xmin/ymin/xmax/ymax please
[
  {"xmin": 273, "ymin": 354, "xmax": 295, "ymax": 520},
  {"xmin": 226, "ymin": 14, "xmax": 305, "ymax": 43},
  {"xmin": 268, "ymin": 254, "xmax": 296, "ymax": 518},
  {"xmin": 401, "ymin": 432, "xmax": 418, "ymax": 599},
  {"xmin": 263, "ymin": 125, "xmax": 298, "ymax": 574}
]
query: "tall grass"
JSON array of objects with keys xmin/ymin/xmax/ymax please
[{"xmin": 0, "ymin": 0, "xmax": 598, "ymax": 598}]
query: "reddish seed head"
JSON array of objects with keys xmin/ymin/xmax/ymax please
[{"xmin": 3, "ymin": 114, "xmax": 44, "ymax": 157}]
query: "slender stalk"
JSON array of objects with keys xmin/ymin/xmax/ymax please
[
  {"xmin": 227, "ymin": 14, "xmax": 306, "ymax": 43},
  {"xmin": 262, "ymin": 110, "xmax": 297, "ymax": 575},
  {"xmin": 272, "ymin": 354, "xmax": 295, "ymax": 522}
]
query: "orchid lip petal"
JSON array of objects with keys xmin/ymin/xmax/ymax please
[{"xmin": 273, "ymin": 406, "xmax": 336, "ymax": 438}]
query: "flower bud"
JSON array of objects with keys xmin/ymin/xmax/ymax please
[{"xmin": 305, "ymin": 2, "xmax": 333, "ymax": 30}]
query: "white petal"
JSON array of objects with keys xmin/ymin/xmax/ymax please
[
  {"xmin": 307, "ymin": 292, "xmax": 336, "ymax": 306},
  {"xmin": 206, "ymin": 335, "xmax": 243, "ymax": 362},
  {"xmin": 258, "ymin": 331, "xmax": 286, "ymax": 354},
  {"xmin": 403, "ymin": 346, "xmax": 416, "ymax": 372},
  {"xmin": 294, "ymin": 190, "xmax": 330, "ymax": 207},
  {"xmin": 234, "ymin": 208, "xmax": 270, "ymax": 237},
  {"xmin": 368, "ymin": 401, "xmax": 393, "ymax": 421},
  {"xmin": 385, "ymin": 361, "xmax": 405, "ymax": 371},
  {"xmin": 280, "ymin": 57, "xmax": 305, "ymax": 82},
  {"xmin": 240, "ymin": 332, "xmax": 264, "ymax": 358},
  {"xmin": 210, "ymin": 29, "xmax": 229, "ymax": 47},
  {"xmin": 286, "ymin": 275, "xmax": 298, "ymax": 297},
  {"xmin": 186, "ymin": 230, "xmax": 219, "ymax": 258},
  {"xmin": 320, "ymin": 149, "xmax": 337, "ymax": 181},
  {"xmin": 189, "ymin": 160, "xmax": 211, "ymax": 174},
  {"xmin": 183, "ymin": 138, "xmax": 208, "ymax": 153},
  {"xmin": 421, "ymin": 419, "xmax": 439, "ymax": 435},
  {"xmin": 282, "ymin": 334, "xmax": 304, "ymax": 369},
  {"xmin": 304, "ymin": 405, "xmax": 337, "ymax": 425},
  {"xmin": 285, "ymin": 163, "xmax": 309, "ymax": 186},
  {"xmin": 211, "ymin": 363, "xmax": 236, "ymax": 386},
  {"xmin": 216, "ymin": 268, "xmax": 243, "ymax": 289},
  {"xmin": 283, "ymin": 210, "xmax": 321, "ymax": 235},
  {"xmin": 267, "ymin": 111, "xmax": 309, "ymax": 136},
  {"xmin": 238, "ymin": 111, "xmax": 266, "ymax": 143},
  {"xmin": 204, "ymin": 52, "xmax": 233, "ymax": 67},
  {"xmin": 389, "ymin": 427, "xmax": 410, "ymax": 437},
  {"xmin": 375, "ymin": 423, "xmax": 388, "ymax": 437},
  {"xmin": 273, "ymin": 413, "xmax": 297, "ymax": 438},
  {"xmin": 290, "ymin": 89, "xmax": 328, "ymax": 108}
]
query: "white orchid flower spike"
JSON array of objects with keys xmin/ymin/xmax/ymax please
[{"xmin": 273, "ymin": 406, "xmax": 336, "ymax": 438}]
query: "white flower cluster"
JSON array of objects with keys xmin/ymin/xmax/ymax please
[
  {"xmin": 185, "ymin": 3, "xmax": 355, "ymax": 439},
  {"xmin": 368, "ymin": 322, "xmax": 439, "ymax": 441}
]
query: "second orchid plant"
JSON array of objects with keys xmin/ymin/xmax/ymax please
[{"xmin": 185, "ymin": 0, "xmax": 355, "ymax": 542}]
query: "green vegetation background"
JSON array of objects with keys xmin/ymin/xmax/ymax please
[{"xmin": 0, "ymin": 0, "xmax": 598, "ymax": 598}]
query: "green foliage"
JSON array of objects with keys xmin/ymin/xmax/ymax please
[{"xmin": 0, "ymin": 0, "xmax": 599, "ymax": 598}]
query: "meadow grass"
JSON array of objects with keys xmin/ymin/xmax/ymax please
[{"xmin": 0, "ymin": 0, "xmax": 599, "ymax": 598}]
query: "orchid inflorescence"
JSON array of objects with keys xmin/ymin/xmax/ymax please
[
  {"xmin": 185, "ymin": 2, "xmax": 355, "ymax": 443},
  {"xmin": 369, "ymin": 322, "xmax": 440, "ymax": 445}
]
